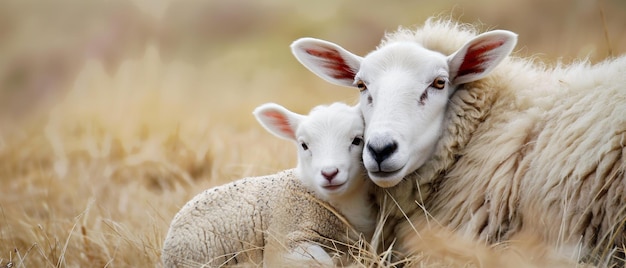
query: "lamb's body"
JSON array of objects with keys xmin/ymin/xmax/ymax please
[
  {"xmin": 162, "ymin": 169, "xmax": 359, "ymax": 267},
  {"xmin": 162, "ymin": 102, "xmax": 374, "ymax": 267},
  {"xmin": 291, "ymin": 18, "xmax": 626, "ymax": 264}
]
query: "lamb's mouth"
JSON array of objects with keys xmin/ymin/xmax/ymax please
[{"xmin": 322, "ymin": 183, "xmax": 345, "ymax": 191}]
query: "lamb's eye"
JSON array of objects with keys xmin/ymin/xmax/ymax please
[
  {"xmin": 301, "ymin": 142, "xmax": 309, "ymax": 150},
  {"xmin": 431, "ymin": 77, "xmax": 446, "ymax": 90},
  {"xmin": 356, "ymin": 80, "xmax": 367, "ymax": 91},
  {"xmin": 351, "ymin": 137, "xmax": 363, "ymax": 146}
]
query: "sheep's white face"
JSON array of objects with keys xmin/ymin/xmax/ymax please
[
  {"xmin": 355, "ymin": 43, "xmax": 451, "ymax": 187},
  {"xmin": 254, "ymin": 103, "xmax": 366, "ymax": 201},
  {"xmin": 291, "ymin": 30, "xmax": 517, "ymax": 188}
]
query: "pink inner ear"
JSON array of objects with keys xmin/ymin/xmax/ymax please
[
  {"xmin": 265, "ymin": 111, "xmax": 295, "ymax": 139},
  {"xmin": 458, "ymin": 39, "xmax": 505, "ymax": 77},
  {"xmin": 305, "ymin": 47, "xmax": 356, "ymax": 80}
]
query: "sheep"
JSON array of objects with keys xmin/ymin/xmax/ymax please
[
  {"xmin": 290, "ymin": 17, "xmax": 626, "ymax": 265},
  {"xmin": 161, "ymin": 102, "xmax": 375, "ymax": 267}
]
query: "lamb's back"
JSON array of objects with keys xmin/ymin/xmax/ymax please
[{"xmin": 162, "ymin": 170, "xmax": 295, "ymax": 267}]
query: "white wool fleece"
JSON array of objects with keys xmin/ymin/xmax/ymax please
[
  {"xmin": 161, "ymin": 169, "xmax": 363, "ymax": 267},
  {"xmin": 291, "ymin": 17, "xmax": 626, "ymax": 264}
]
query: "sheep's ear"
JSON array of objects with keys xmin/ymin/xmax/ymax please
[
  {"xmin": 291, "ymin": 38, "xmax": 363, "ymax": 88},
  {"xmin": 253, "ymin": 103, "xmax": 303, "ymax": 141},
  {"xmin": 447, "ymin": 30, "xmax": 517, "ymax": 85}
]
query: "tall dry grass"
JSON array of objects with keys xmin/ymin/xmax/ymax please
[{"xmin": 1, "ymin": 0, "xmax": 625, "ymax": 267}]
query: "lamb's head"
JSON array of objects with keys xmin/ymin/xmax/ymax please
[
  {"xmin": 291, "ymin": 30, "xmax": 517, "ymax": 188},
  {"xmin": 254, "ymin": 103, "xmax": 366, "ymax": 200}
]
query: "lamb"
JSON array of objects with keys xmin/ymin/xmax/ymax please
[
  {"xmin": 290, "ymin": 17, "xmax": 626, "ymax": 265},
  {"xmin": 161, "ymin": 102, "xmax": 375, "ymax": 267}
]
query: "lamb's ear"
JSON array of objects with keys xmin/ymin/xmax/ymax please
[
  {"xmin": 291, "ymin": 38, "xmax": 363, "ymax": 88},
  {"xmin": 253, "ymin": 103, "xmax": 303, "ymax": 141},
  {"xmin": 447, "ymin": 30, "xmax": 517, "ymax": 85}
]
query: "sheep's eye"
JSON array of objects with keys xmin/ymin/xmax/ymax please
[
  {"xmin": 356, "ymin": 80, "xmax": 367, "ymax": 91},
  {"xmin": 301, "ymin": 142, "xmax": 309, "ymax": 150},
  {"xmin": 431, "ymin": 77, "xmax": 446, "ymax": 90},
  {"xmin": 351, "ymin": 137, "xmax": 363, "ymax": 146}
]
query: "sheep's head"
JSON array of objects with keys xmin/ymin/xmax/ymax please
[
  {"xmin": 291, "ymin": 30, "xmax": 517, "ymax": 188},
  {"xmin": 254, "ymin": 103, "xmax": 366, "ymax": 200}
]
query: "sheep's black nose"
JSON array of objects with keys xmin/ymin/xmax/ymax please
[{"xmin": 367, "ymin": 141, "xmax": 397, "ymax": 164}]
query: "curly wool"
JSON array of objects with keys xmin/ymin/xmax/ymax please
[
  {"xmin": 375, "ymin": 18, "xmax": 626, "ymax": 262},
  {"xmin": 162, "ymin": 169, "xmax": 360, "ymax": 267}
]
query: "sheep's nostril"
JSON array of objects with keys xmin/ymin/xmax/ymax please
[
  {"xmin": 321, "ymin": 168, "xmax": 339, "ymax": 182},
  {"xmin": 367, "ymin": 141, "xmax": 398, "ymax": 164}
]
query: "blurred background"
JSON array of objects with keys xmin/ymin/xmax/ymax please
[
  {"xmin": 2, "ymin": 0, "xmax": 625, "ymax": 124},
  {"xmin": 0, "ymin": 0, "xmax": 625, "ymax": 266}
]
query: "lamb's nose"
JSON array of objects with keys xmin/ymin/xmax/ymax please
[
  {"xmin": 367, "ymin": 141, "xmax": 398, "ymax": 164},
  {"xmin": 321, "ymin": 168, "xmax": 339, "ymax": 182}
]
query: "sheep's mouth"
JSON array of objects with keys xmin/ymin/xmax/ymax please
[
  {"xmin": 369, "ymin": 169, "xmax": 402, "ymax": 179},
  {"xmin": 368, "ymin": 169, "xmax": 404, "ymax": 188}
]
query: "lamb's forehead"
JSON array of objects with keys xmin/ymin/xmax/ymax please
[
  {"xmin": 308, "ymin": 103, "xmax": 361, "ymax": 123},
  {"xmin": 299, "ymin": 103, "xmax": 363, "ymax": 134}
]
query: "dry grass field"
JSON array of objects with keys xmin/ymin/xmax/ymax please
[{"xmin": 1, "ymin": 0, "xmax": 625, "ymax": 267}]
